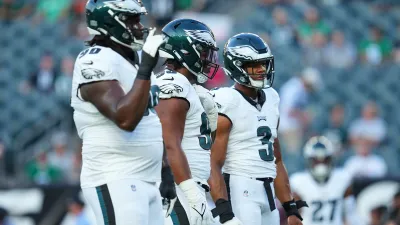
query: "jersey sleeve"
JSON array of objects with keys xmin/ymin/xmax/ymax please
[
  {"xmin": 75, "ymin": 47, "xmax": 120, "ymax": 85},
  {"xmin": 211, "ymin": 88, "xmax": 237, "ymax": 123},
  {"xmin": 155, "ymin": 74, "xmax": 190, "ymax": 100}
]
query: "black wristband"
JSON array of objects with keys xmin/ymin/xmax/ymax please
[
  {"xmin": 136, "ymin": 51, "xmax": 158, "ymax": 80},
  {"xmin": 136, "ymin": 67, "xmax": 152, "ymax": 80},
  {"xmin": 282, "ymin": 199, "xmax": 304, "ymax": 221},
  {"xmin": 161, "ymin": 166, "xmax": 174, "ymax": 184},
  {"xmin": 211, "ymin": 199, "xmax": 234, "ymax": 223}
]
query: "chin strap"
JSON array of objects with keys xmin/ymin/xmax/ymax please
[{"xmin": 282, "ymin": 199, "xmax": 308, "ymax": 221}]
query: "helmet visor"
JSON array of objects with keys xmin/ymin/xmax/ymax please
[{"xmin": 199, "ymin": 46, "xmax": 219, "ymax": 80}]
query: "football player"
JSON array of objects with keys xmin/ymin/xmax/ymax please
[
  {"xmin": 290, "ymin": 136, "xmax": 363, "ymax": 225},
  {"xmin": 70, "ymin": 0, "xmax": 166, "ymax": 224},
  {"xmin": 209, "ymin": 33, "xmax": 306, "ymax": 225},
  {"xmin": 154, "ymin": 18, "xmax": 240, "ymax": 225}
]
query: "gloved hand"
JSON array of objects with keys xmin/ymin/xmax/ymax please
[
  {"xmin": 159, "ymin": 166, "xmax": 177, "ymax": 218},
  {"xmin": 192, "ymin": 84, "xmax": 218, "ymax": 132},
  {"xmin": 212, "ymin": 199, "xmax": 242, "ymax": 225},
  {"xmin": 137, "ymin": 28, "xmax": 164, "ymax": 80},
  {"xmin": 179, "ymin": 179, "xmax": 214, "ymax": 225}
]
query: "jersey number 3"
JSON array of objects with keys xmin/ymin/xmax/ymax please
[
  {"xmin": 198, "ymin": 112, "xmax": 212, "ymax": 150},
  {"xmin": 257, "ymin": 126, "xmax": 274, "ymax": 161}
]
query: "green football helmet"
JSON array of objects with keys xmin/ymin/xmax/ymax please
[
  {"xmin": 223, "ymin": 33, "xmax": 275, "ymax": 89},
  {"xmin": 159, "ymin": 19, "xmax": 219, "ymax": 83},
  {"xmin": 86, "ymin": 0, "xmax": 148, "ymax": 50}
]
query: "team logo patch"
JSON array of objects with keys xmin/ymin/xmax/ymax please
[
  {"xmin": 81, "ymin": 68, "xmax": 105, "ymax": 79},
  {"xmin": 131, "ymin": 185, "xmax": 136, "ymax": 192},
  {"xmin": 184, "ymin": 29, "xmax": 216, "ymax": 47},
  {"xmin": 159, "ymin": 83, "xmax": 183, "ymax": 94},
  {"xmin": 257, "ymin": 116, "xmax": 267, "ymax": 121},
  {"xmin": 243, "ymin": 190, "xmax": 249, "ymax": 197},
  {"xmin": 216, "ymin": 102, "xmax": 222, "ymax": 109}
]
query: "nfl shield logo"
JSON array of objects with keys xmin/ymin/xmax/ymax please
[{"xmin": 131, "ymin": 185, "xmax": 136, "ymax": 192}]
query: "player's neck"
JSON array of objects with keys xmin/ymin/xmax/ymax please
[
  {"xmin": 235, "ymin": 83, "xmax": 258, "ymax": 99},
  {"xmin": 177, "ymin": 68, "xmax": 196, "ymax": 84}
]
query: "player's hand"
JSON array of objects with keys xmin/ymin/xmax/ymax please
[
  {"xmin": 179, "ymin": 179, "xmax": 214, "ymax": 225},
  {"xmin": 137, "ymin": 28, "xmax": 165, "ymax": 80},
  {"xmin": 222, "ymin": 217, "xmax": 243, "ymax": 225},
  {"xmin": 159, "ymin": 166, "xmax": 177, "ymax": 217},
  {"xmin": 287, "ymin": 215, "xmax": 303, "ymax": 225},
  {"xmin": 142, "ymin": 28, "xmax": 164, "ymax": 58},
  {"xmin": 192, "ymin": 84, "xmax": 218, "ymax": 132}
]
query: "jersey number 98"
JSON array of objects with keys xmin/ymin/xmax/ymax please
[{"xmin": 198, "ymin": 112, "xmax": 212, "ymax": 150}]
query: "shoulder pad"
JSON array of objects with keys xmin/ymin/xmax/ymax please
[
  {"xmin": 263, "ymin": 87, "xmax": 280, "ymax": 104},
  {"xmin": 211, "ymin": 87, "xmax": 239, "ymax": 122},
  {"xmin": 75, "ymin": 46, "xmax": 119, "ymax": 84},
  {"xmin": 154, "ymin": 71, "xmax": 190, "ymax": 99}
]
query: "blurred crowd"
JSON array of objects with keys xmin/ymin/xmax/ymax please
[{"xmin": 256, "ymin": 0, "xmax": 400, "ymax": 68}]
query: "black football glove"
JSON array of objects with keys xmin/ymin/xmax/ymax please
[{"xmin": 159, "ymin": 166, "xmax": 177, "ymax": 217}]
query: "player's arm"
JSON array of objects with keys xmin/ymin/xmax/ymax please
[
  {"xmin": 80, "ymin": 79, "xmax": 150, "ymax": 131},
  {"xmin": 157, "ymin": 97, "xmax": 216, "ymax": 223},
  {"xmin": 209, "ymin": 115, "xmax": 231, "ymax": 201},
  {"xmin": 159, "ymin": 143, "xmax": 177, "ymax": 214},
  {"xmin": 274, "ymin": 120, "xmax": 305, "ymax": 224},
  {"xmin": 155, "ymin": 98, "xmax": 191, "ymax": 184},
  {"xmin": 80, "ymin": 30, "xmax": 163, "ymax": 131},
  {"xmin": 343, "ymin": 185, "xmax": 363, "ymax": 225},
  {"xmin": 208, "ymin": 115, "xmax": 241, "ymax": 224}
]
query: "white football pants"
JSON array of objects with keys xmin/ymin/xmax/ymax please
[
  {"xmin": 82, "ymin": 178, "xmax": 163, "ymax": 225},
  {"xmin": 227, "ymin": 174, "xmax": 280, "ymax": 225}
]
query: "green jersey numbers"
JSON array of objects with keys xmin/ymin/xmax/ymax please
[
  {"xmin": 257, "ymin": 126, "xmax": 274, "ymax": 161},
  {"xmin": 198, "ymin": 112, "xmax": 212, "ymax": 150},
  {"xmin": 144, "ymin": 85, "xmax": 160, "ymax": 116},
  {"xmin": 311, "ymin": 199, "xmax": 339, "ymax": 222}
]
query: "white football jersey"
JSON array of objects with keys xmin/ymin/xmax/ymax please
[
  {"xmin": 290, "ymin": 169, "xmax": 352, "ymax": 225},
  {"xmin": 155, "ymin": 69, "xmax": 211, "ymax": 181},
  {"xmin": 71, "ymin": 46, "xmax": 163, "ymax": 188},
  {"xmin": 211, "ymin": 87, "xmax": 280, "ymax": 179}
]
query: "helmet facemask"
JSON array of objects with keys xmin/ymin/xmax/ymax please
[
  {"xmin": 107, "ymin": 11, "xmax": 149, "ymax": 51},
  {"xmin": 180, "ymin": 42, "xmax": 219, "ymax": 83},
  {"xmin": 308, "ymin": 155, "xmax": 333, "ymax": 183},
  {"xmin": 240, "ymin": 57, "xmax": 275, "ymax": 89},
  {"xmin": 86, "ymin": 0, "xmax": 149, "ymax": 51}
]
